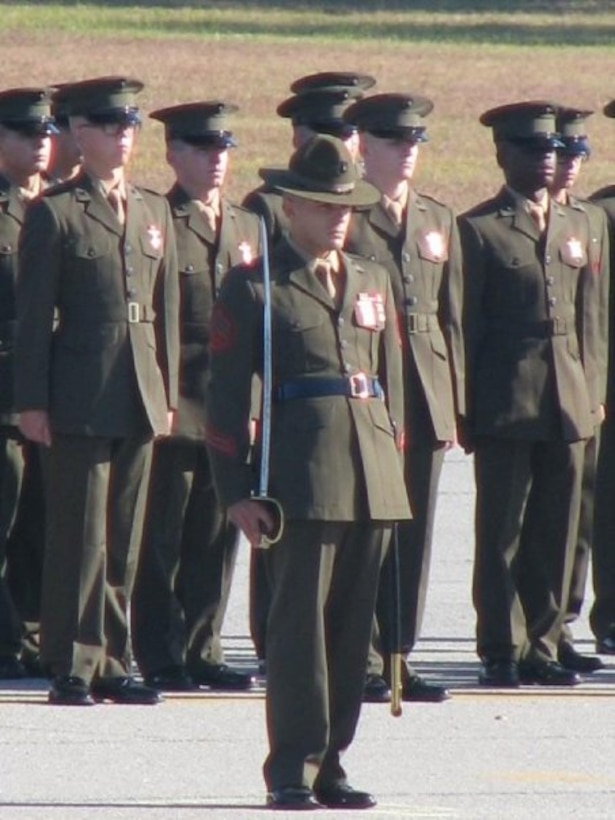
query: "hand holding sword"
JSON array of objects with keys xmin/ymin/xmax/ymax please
[{"xmin": 228, "ymin": 218, "xmax": 284, "ymax": 549}]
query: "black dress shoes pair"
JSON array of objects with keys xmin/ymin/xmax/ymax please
[
  {"xmin": 48, "ymin": 675, "xmax": 95, "ymax": 706},
  {"xmin": 90, "ymin": 676, "xmax": 161, "ymax": 704},
  {"xmin": 144, "ymin": 665, "xmax": 196, "ymax": 692},
  {"xmin": 363, "ymin": 673, "xmax": 449, "ymax": 703},
  {"xmin": 558, "ymin": 643, "xmax": 604, "ymax": 673},
  {"xmin": 189, "ymin": 663, "xmax": 255, "ymax": 691},
  {"xmin": 518, "ymin": 660, "xmax": 581, "ymax": 687},
  {"xmin": 266, "ymin": 784, "xmax": 376, "ymax": 811}
]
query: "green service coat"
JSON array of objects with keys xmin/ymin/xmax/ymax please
[
  {"xmin": 204, "ymin": 238, "xmax": 411, "ymax": 522},
  {"xmin": 346, "ymin": 189, "xmax": 465, "ymax": 442},
  {"xmin": 15, "ymin": 171, "xmax": 179, "ymax": 436},
  {"xmin": 459, "ymin": 186, "xmax": 607, "ymax": 442}
]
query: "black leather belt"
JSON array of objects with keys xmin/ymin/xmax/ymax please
[{"xmin": 275, "ymin": 374, "xmax": 384, "ymax": 401}]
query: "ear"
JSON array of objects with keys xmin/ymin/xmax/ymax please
[{"xmin": 282, "ymin": 194, "xmax": 296, "ymax": 219}]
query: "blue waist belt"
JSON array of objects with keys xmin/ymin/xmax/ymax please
[{"xmin": 274, "ymin": 374, "xmax": 383, "ymax": 401}]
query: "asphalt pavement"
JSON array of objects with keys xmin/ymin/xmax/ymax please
[{"xmin": 1, "ymin": 448, "xmax": 615, "ymax": 819}]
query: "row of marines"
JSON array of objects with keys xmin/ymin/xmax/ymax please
[{"xmin": 0, "ymin": 72, "xmax": 614, "ymax": 810}]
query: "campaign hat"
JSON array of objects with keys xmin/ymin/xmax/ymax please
[{"xmin": 259, "ymin": 134, "xmax": 379, "ymax": 207}]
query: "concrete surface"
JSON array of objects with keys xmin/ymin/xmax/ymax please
[{"xmin": 1, "ymin": 449, "xmax": 614, "ymax": 819}]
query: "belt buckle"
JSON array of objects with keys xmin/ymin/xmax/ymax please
[
  {"xmin": 407, "ymin": 313, "xmax": 418, "ymax": 334},
  {"xmin": 552, "ymin": 316, "xmax": 566, "ymax": 335},
  {"xmin": 127, "ymin": 302, "xmax": 140, "ymax": 324},
  {"xmin": 349, "ymin": 372, "xmax": 370, "ymax": 399}
]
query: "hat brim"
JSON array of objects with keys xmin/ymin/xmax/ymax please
[
  {"xmin": 2, "ymin": 119, "xmax": 59, "ymax": 137},
  {"xmin": 173, "ymin": 132, "xmax": 236, "ymax": 149},
  {"xmin": 259, "ymin": 167, "xmax": 379, "ymax": 208}
]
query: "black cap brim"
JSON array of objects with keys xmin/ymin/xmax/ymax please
[
  {"xmin": 171, "ymin": 131, "xmax": 236, "ymax": 149},
  {"xmin": 83, "ymin": 108, "xmax": 141, "ymax": 127},
  {"xmin": 558, "ymin": 136, "xmax": 590, "ymax": 157},
  {"xmin": 2, "ymin": 119, "xmax": 59, "ymax": 136}
]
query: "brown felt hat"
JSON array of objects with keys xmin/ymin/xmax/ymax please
[{"xmin": 259, "ymin": 134, "xmax": 379, "ymax": 207}]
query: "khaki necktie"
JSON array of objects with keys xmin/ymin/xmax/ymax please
[
  {"xmin": 108, "ymin": 187, "xmax": 126, "ymax": 226},
  {"xmin": 527, "ymin": 200, "xmax": 547, "ymax": 234},
  {"xmin": 197, "ymin": 200, "xmax": 218, "ymax": 233},
  {"xmin": 314, "ymin": 256, "xmax": 344, "ymax": 306},
  {"xmin": 385, "ymin": 198, "xmax": 405, "ymax": 228}
]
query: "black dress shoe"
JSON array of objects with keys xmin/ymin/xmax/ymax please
[
  {"xmin": 363, "ymin": 673, "xmax": 391, "ymax": 703},
  {"xmin": 48, "ymin": 675, "xmax": 94, "ymax": 706},
  {"xmin": 314, "ymin": 783, "xmax": 377, "ymax": 809},
  {"xmin": 189, "ymin": 663, "xmax": 255, "ymax": 691},
  {"xmin": 266, "ymin": 785, "xmax": 323, "ymax": 810},
  {"xmin": 558, "ymin": 643, "xmax": 604, "ymax": 673},
  {"xmin": 403, "ymin": 675, "xmax": 451, "ymax": 703},
  {"xmin": 144, "ymin": 665, "xmax": 196, "ymax": 691},
  {"xmin": 478, "ymin": 659, "xmax": 520, "ymax": 688},
  {"xmin": 596, "ymin": 626, "xmax": 615, "ymax": 655},
  {"xmin": 0, "ymin": 656, "xmax": 27, "ymax": 680},
  {"xmin": 519, "ymin": 660, "xmax": 581, "ymax": 686},
  {"xmin": 91, "ymin": 676, "xmax": 161, "ymax": 704}
]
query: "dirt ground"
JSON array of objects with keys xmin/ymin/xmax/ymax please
[{"xmin": 4, "ymin": 30, "xmax": 614, "ymax": 210}]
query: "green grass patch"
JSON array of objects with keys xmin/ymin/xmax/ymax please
[{"xmin": 3, "ymin": 3, "xmax": 615, "ymax": 46}]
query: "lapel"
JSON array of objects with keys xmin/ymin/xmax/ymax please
[
  {"xmin": 75, "ymin": 173, "xmax": 123, "ymax": 236},
  {"xmin": 405, "ymin": 189, "xmax": 429, "ymax": 237},
  {"xmin": 0, "ymin": 175, "xmax": 24, "ymax": 223},
  {"xmin": 124, "ymin": 183, "xmax": 146, "ymax": 239},
  {"xmin": 281, "ymin": 241, "xmax": 334, "ymax": 310},
  {"xmin": 368, "ymin": 199, "xmax": 398, "ymax": 238},
  {"xmin": 545, "ymin": 199, "xmax": 570, "ymax": 251},
  {"xmin": 168, "ymin": 184, "xmax": 214, "ymax": 243},
  {"xmin": 496, "ymin": 186, "xmax": 541, "ymax": 242},
  {"xmin": 339, "ymin": 252, "xmax": 367, "ymax": 314}
]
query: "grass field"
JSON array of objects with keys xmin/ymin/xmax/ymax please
[{"xmin": 1, "ymin": 2, "xmax": 615, "ymax": 211}]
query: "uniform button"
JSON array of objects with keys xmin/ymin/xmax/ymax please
[
  {"xmin": 369, "ymin": 254, "xmax": 376, "ymax": 262},
  {"xmin": 546, "ymin": 276, "xmax": 554, "ymax": 286},
  {"xmin": 127, "ymin": 288, "xmax": 137, "ymax": 298},
  {"xmin": 124, "ymin": 243, "xmax": 132, "ymax": 254},
  {"xmin": 87, "ymin": 248, "xmax": 96, "ymax": 257},
  {"xmin": 402, "ymin": 252, "xmax": 411, "ymax": 262},
  {"xmin": 216, "ymin": 263, "xmax": 223, "ymax": 273},
  {"xmin": 545, "ymin": 255, "xmax": 552, "ymax": 264},
  {"xmin": 2, "ymin": 244, "xmax": 11, "ymax": 252},
  {"xmin": 186, "ymin": 264, "xmax": 195, "ymax": 273},
  {"xmin": 548, "ymin": 296, "xmax": 557, "ymax": 306},
  {"xmin": 340, "ymin": 340, "xmax": 348, "ymax": 349},
  {"xmin": 343, "ymin": 363, "xmax": 352, "ymax": 373},
  {"xmin": 403, "ymin": 274, "xmax": 414, "ymax": 284},
  {"xmin": 125, "ymin": 266, "xmax": 134, "ymax": 277},
  {"xmin": 337, "ymin": 316, "xmax": 344, "ymax": 327},
  {"xmin": 406, "ymin": 296, "xmax": 418, "ymax": 306}
]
